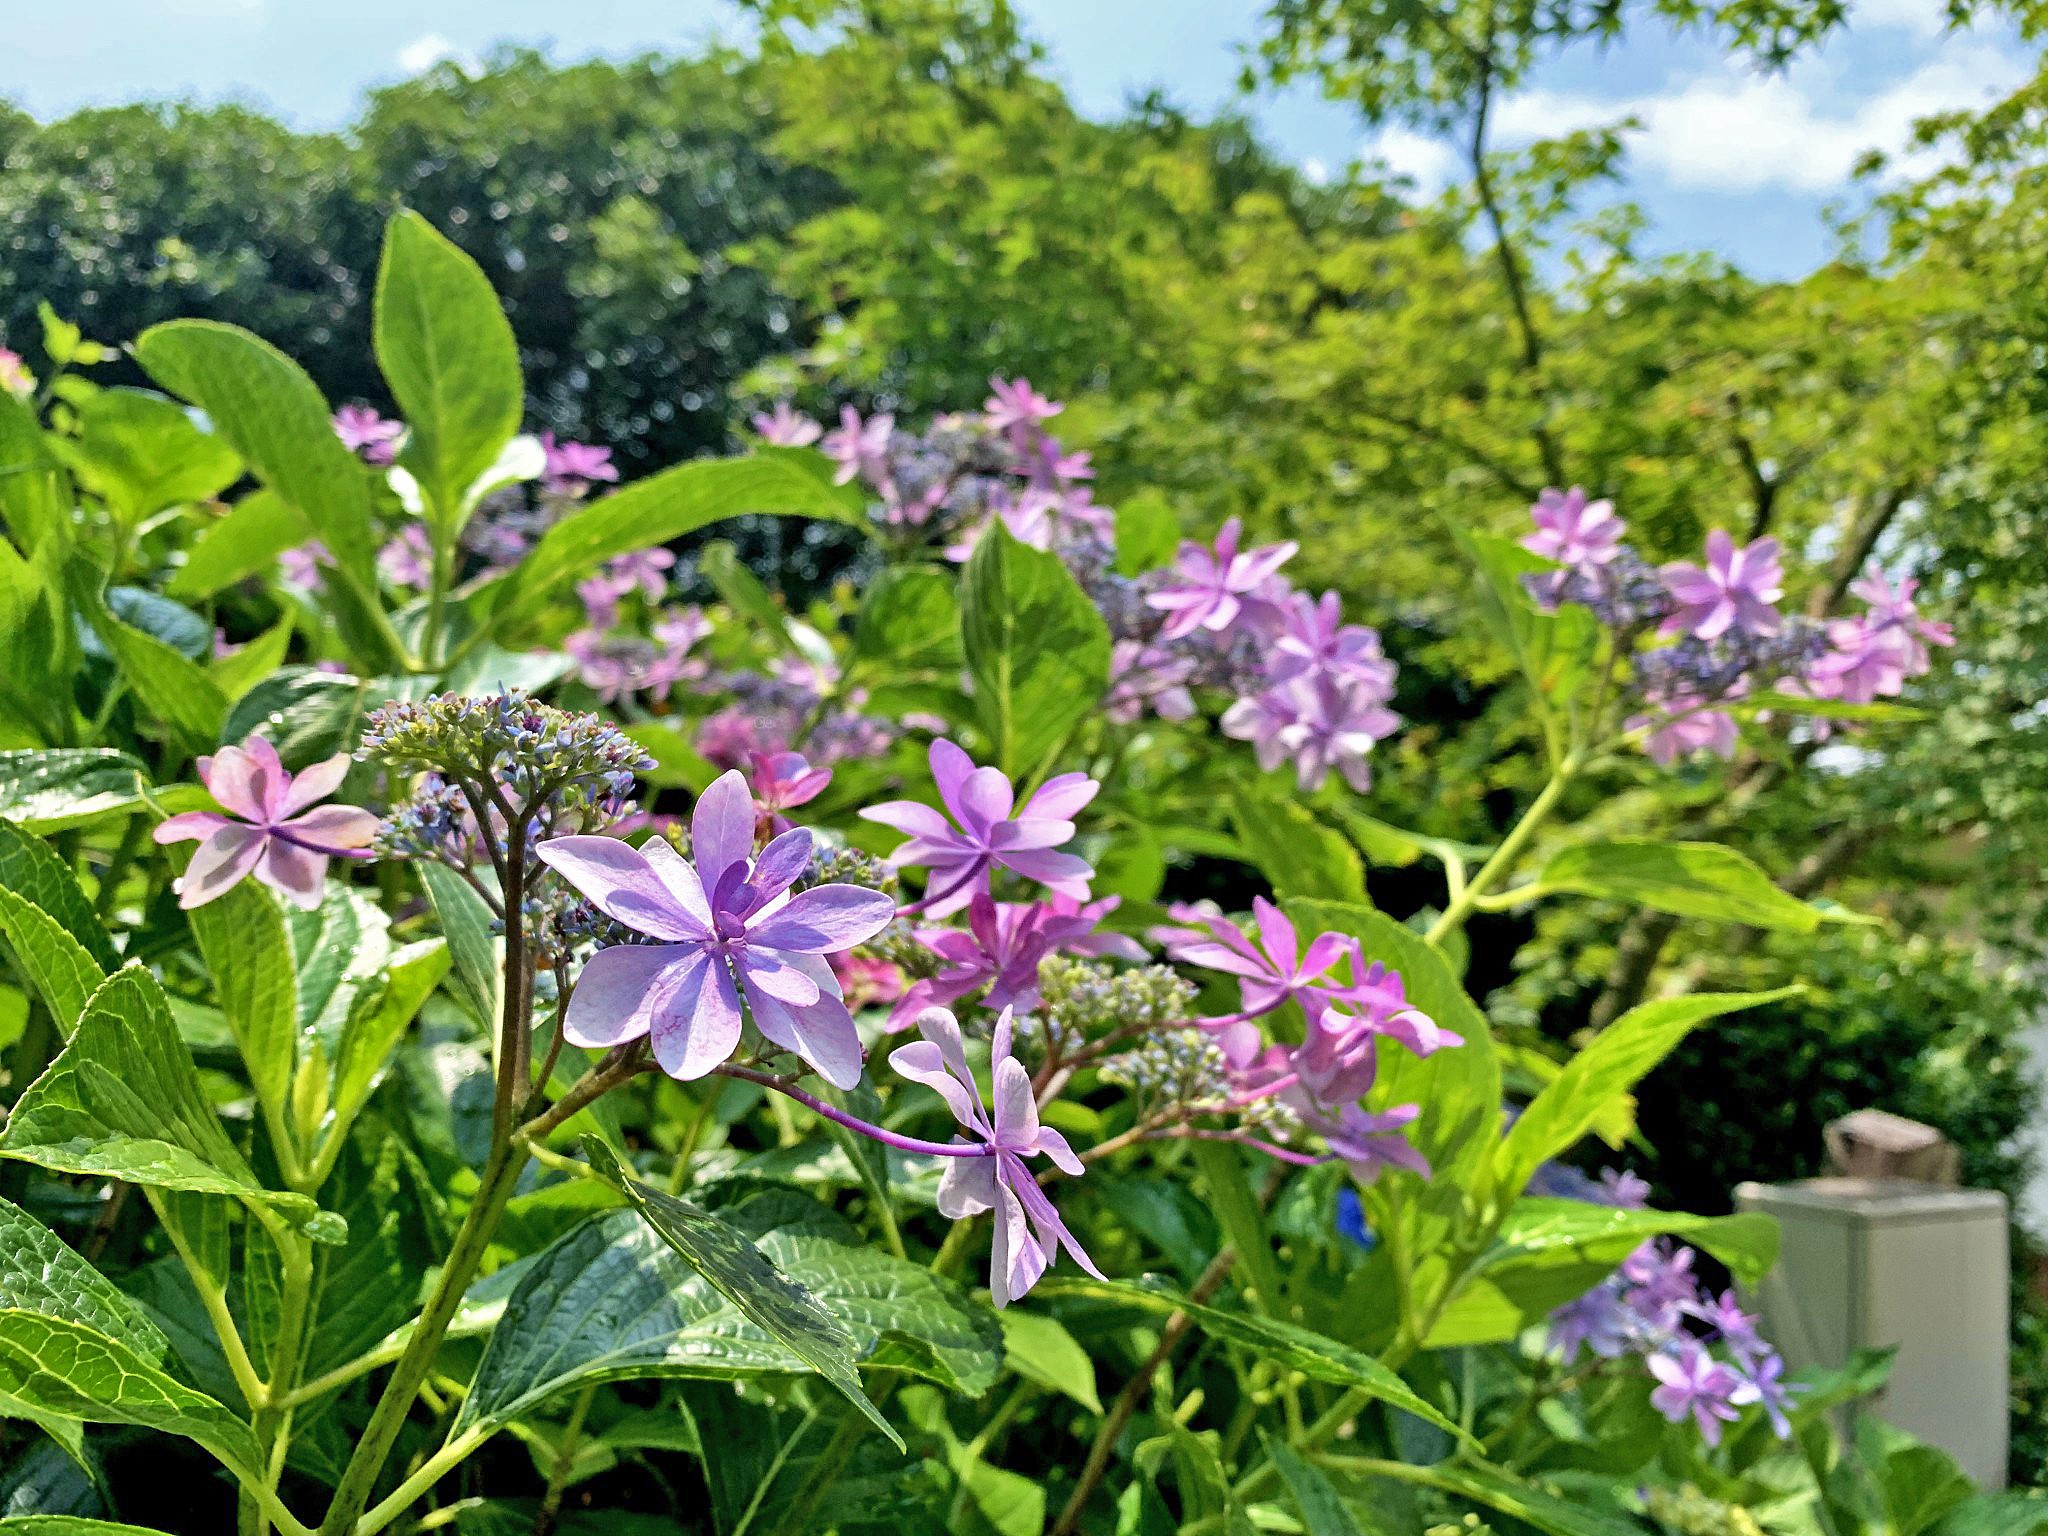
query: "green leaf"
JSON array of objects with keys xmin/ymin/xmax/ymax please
[
  {"xmin": 1424, "ymin": 1201, "xmax": 1779, "ymax": 1347},
  {"xmin": 165, "ymin": 491, "xmax": 306, "ymax": 603},
  {"xmin": 0, "ymin": 820, "xmax": 115, "ymax": 970},
  {"xmin": 0, "ymin": 1197, "xmax": 169, "ymax": 1363},
  {"xmin": 850, "ymin": 565, "xmax": 963, "ymax": 674},
  {"xmin": 0, "ymin": 1310, "xmax": 262, "ymax": 1482},
  {"xmin": 330, "ymin": 938, "xmax": 449, "ymax": 1133},
  {"xmin": 0, "ymin": 1521, "xmax": 181, "ymax": 1534},
  {"xmin": 1424, "ymin": 1462, "xmax": 1641, "ymax": 1536},
  {"xmin": 0, "ymin": 391, "xmax": 71, "ymax": 554},
  {"xmin": 1531, "ymin": 840, "xmax": 1856, "ymax": 932},
  {"xmin": 1266, "ymin": 1436, "xmax": 1365, "ymax": 1536},
  {"xmin": 186, "ymin": 883, "xmax": 300, "ymax": 1114},
  {"xmin": 131, "ymin": 320, "xmax": 399, "ymax": 671},
  {"xmin": 1737, "ymin": 690, "xmax": 1927, "ymax": 724},
  {"xmin": 65, "ymin": 388, "xmax": 240, "ymax": 525},
  {"xmin": 221, "ymin": 669, "xmax": 374, "ymax": 767},
  {"xmin": 1232, "ymin": 792, "xmax": 1367, "ymax": 903},
  {"xmin": 374, "ymin": 210, "xmax": 523, "ymax": 529},
  {"xmin": 959, "ymin": 522, "xmax": 1111, "ymax": 778},
  {"xmin": 0, "ymin": 965, "xmax": 327, "ymax": 1236},
  {"xmin": 1452, "ymin": 529, "xmax": 1597, "ymax": 709},
  {"xmin": 999, "ymin": 1309, "xmax": 1101, "ymax": 1413},
  {"xmin": 0, "ymin": 752, "xmax": 147, "ymax": 834},
  {"xmin": 1033, "ymin": 1276, "xmax": 1467, "ymax": 1443},
  {"xmin": 209, "ymin": 620, "xmax": 293, "ymax": 706},
  {"xmin": 0, "ymin": 891, "xmax": 103, "ymax": 1039},
  {"xmin": 1113, "ymin": 492, "xmax": 1180, "ymax": 576},
  {"xmin": 1494, "ymin": 988, "xmax": 1798, "ymax": 1200},
  {"xmin": 83, "ymin": 591, "xmax": 227, "ymax": 758},
  {"xmin": 623, "ymin": 721, "xmax": 719, "ymax": 793},
  {"xmin": 468, "ymin": 450, "xmax": 867, "ymax": 646},
  {"xmin": 418, "ymin": 862, "xmax": 501, "ymax": 1030},
  {"xmin": 700, "ymin": 539, "xmax": 795, "ymax": 648},
  {"xmin": 578, "ymin": 1141, "xmax": 905, "ymax": 1449}
]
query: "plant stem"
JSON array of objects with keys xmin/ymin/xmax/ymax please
[
  {"xmin": 352, "ymin": 1428, "xmax": 491, "ymax": 1536},
  {"xmin": 715, "ymin": 1064, "xmax": 996, "ymax": 1159},
  {"xmin": 1424, "ymin": 760, "xmax": 1577, "ymax": 944},
  {"xmin": 531, "ymin": 1382, "xmax": 597, "ymax": 1536}
]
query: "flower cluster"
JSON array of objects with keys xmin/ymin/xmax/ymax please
[
  {"xmin": 694, "ymin": 655, "xmax": 900, "ymax": 770},
  {"xmin": 1546, "ymin": 1174, "xmax": 1798, "ymax": 1447},
  {"xmin": 0, "ymin": 347, "xmax": 36, "ymax": 400},
  {"xmin": 361, "ymin": 693, "xmax": 652, "ymax": 834},
  {"xmin": 1520, "ymin": 488, "xmax": 1953, "ymax": 764}
]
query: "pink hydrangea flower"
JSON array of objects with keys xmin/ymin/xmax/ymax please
[
  {"xmin": 1145, "ymin": 517, "xmax": 1299, "ymax": 641},
  {"xmin": 0, "ymin": 348, "xmax": 35, "ymax": 401},
  {"xmin": 1661, "ymin": 531, "xmax": 1783, "ymax": 640},
  {"xmin": 1309, "ymin": 1102, "xmax": 1432, "ymax": 1184},
  {"xmin": 378, "ymin": 523, "xmax": 433, "ymax": 589},
  {"xmin": 540, "ymin": 434, "xmax": 620, "ymax": 496},
  {"xmin": 860, "ymin": 739, "xmax": 1097, "ymax": 917},
  {"xmin": 154, "ymin": 737, "xmax": 378, "ymax": 910},
  {"xmin": 1522, "ymin": 487, "xmax": 1623, "ymax": 571},
  {"xmin": 753, "ymin": 401, "xmax": 822, "ymax": 447},
  {"xmin": 280, "ymin": 541, "xmax": 332, "ymax": 590},
  {"xmin": 1268, "ymin": 591, "xmax": 1398, "ymax": 692},
  {"xmin": 1221, "ymin": 675, "xmax": 1400, "ymax": 794},
  {"xmin": 983, "ymin": 376, "xmax": 1062, "ymax": 439},
  {"xmin": 537, "ymin": 771, "xmax": 895, "ymax": 1088},
  {"xmin": 821, "ymin": 406, "xmax": 894, "ymax": 488},
  {"xmin": 749, "ymin": 751, "xmax": 832, "ymax": 836},
  {"xmin": 1849, "ymin": 564, "xmax": 1954, "ymax": 674},
  {"xmin": 888, "ymin": 1006, "xmax": 1101, "ymax": 1307},
  {"xmin": 1169, "ymin": 897, "xmax": 1350, "ymax": 1021},
  {"xmin": 333, "ymin": 404, "xmax": 403, "ymax": 465},
  {"xmin": 888, "ymin": 893, "xmax": 1134, "ymax": 1030},
  {"xmin": 1631, "ymin": 696, "xmax": 1740, "ymax": 766}
]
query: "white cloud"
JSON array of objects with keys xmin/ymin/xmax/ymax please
[
  {"xmin": 1853, "ymin": 0, "xmax": 1953, "ymax": 39},
  {"xmin": 1489, "ymin": 39, "xmax": 2024, "ymax": 193},
  {"xmin": 1363, "ymin": 125, "xmax": 1464, "ymax": 196},
  {"xmin": 396, "ymin": 33, "xmax": 475, "ymax": 75}
]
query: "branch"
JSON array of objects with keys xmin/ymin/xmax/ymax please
[{"xmin": 1812, "ymin": 483, "xmax": 1912, "ymax": 616}]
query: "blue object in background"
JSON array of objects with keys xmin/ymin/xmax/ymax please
[{"xmin": 1336, "ymin": 1186, "xmax": 1376, "ymax": 1252}]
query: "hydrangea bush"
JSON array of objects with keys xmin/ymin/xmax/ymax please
[{"xmin": 0, "ymin": 212, "xmax": 2002, "ymax": 1536}]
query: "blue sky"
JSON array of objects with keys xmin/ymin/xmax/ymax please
[{"xmin": 0, "ymin": 0, "xmax": 2026, "ymax": 278}]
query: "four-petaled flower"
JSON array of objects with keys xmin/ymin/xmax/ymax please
[
  {"xmin": 861, "ymin": 739, "xmax": 1096, "ymax": 917},
  {"xmin": 1522, "ymin": 487, "xmax": 1623, "ymax": 573},
  {"xmin": 154, "ymin": 737, "xmax": 378, "ymax": 910},
  {"xmin": 888, "ymin": 1006, "xmax": 1101, "ymax": 1306},
  {"xmin": 1145, "ymin": 517, "xmax": 1298, "ymax": 641},
  {"xmin": 983, "ymin": 376, "xmax": 1062, "ymax": 437},
  {"xmin": 748, "ymin": 751, "xmax": 832, "ymax": 836},
  {"xmin": 1661, "ymin": 530, "xmax": 1783, "ymax": 640},
  {"xmin": 821, "ymin": 406, "xmax": 894, "ymax": 488},
  {"xmin": 537, "ymin": 769, "xmax": 894, "ymax": 1088},
  {"xmin": 1168, "ymin": 897, "xmax": 1347, "ymax": 1020},
  {"xmin": 1647, "ymin": 1341, "xmax": 1744, "ymax": 1446}
]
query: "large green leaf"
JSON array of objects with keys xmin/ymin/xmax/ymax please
[
  {"xmin": 0, "ymin": 391, "xmax": 71, "ymax": 554},
  {"xmin": 132, "ymin": 320, "xmax": 400, "ymax": 671},
  {"xmin": 578, "ymin": 1141, "xmax": 907, "ymax": 1448},
  {"xmin": 374, "ymin": 210, "xmax": 523, "ymax": 529},
  {"xmin": 330, "ymin": 938, "xmax": 449, "ymax": 1134},
  {"xmin": 0, "ymin": 820, "xmax": 113, "ymax": 969},
  {"xmin": 850, "ymin": 565, "xmax": 963, "ymax": 674},
  {"xmin": 418, "ymin": 861, "xmax": 501, "ymax": 1030},
  {"xmin": 65, "ymin": 388, "xmax": 240, "ymax": 525},
  {"xmin": 0, "ymin": 1310, "xmax": 261, "ymax": 1482},
  {"xmin": 466, "ymin": 450, "xmax": 866, "ymax": 645},
  {"xmin": 93, "ymin": 612, "xmax": 228, "ymax": 758},
  {"xmin": 186, "ymin": 883, "xmax": 300, "ymax": 1114},
  {"xmin": 1424, "ymin": 1200, "xmax": 1780, "ymax": 1347},
  {"xmin": 958, "ymin": 521, "xmax": 1111, "ymax": 778},
  {"xmin": 1452, "ymin": 529, "xmax": 1597, "ymax": 711},
  {"xmin": 1034, "ymin": 1276, "xmax": 1466, "ymax": 1442},
  {"xmin": 1266, "ymin": 1437, "xmax": 1365, "ymax": 1536},
  {"xmin": 1494, "ymin": 989, "xmax": 1798, "ymax": 1200},
  {"xmin": 0, "ymin": 1521, "xmax": 180, "ymax": 1534},
  {"xmin": 999, "ymin": 1308, "xmax": 1101, "ymax": 1413},
  {"xmin": 0, "ymin": 752, "xmax": 146, "ymax": 833},
  {"xmin": 0, "ymin": 1197, "xmax": 168, "ymax": 1363},
  {"xmin": 1529, "ymin": 841, "xmax": 1852, "ymax": 933},
  {"xmin": 1232, "ymin": 792, "xmax": 1367, "ymax": 903},
  {"xmin": 0, "ymin": 965, "xmax": 327, "ymax": 1236},
  {"xmin": 165, "ymin": 490, "xmax": 305, "ymax": 603},
  {"xmin": 221, "ymin": 669, "xmax": 375, "ymax": 768},
  {"xmin": 0, "ymin": 891, "xmax": 102, "ymax": 1040}
]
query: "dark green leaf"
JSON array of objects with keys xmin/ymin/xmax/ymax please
[
  {"xmin": 0, "ymin": 890, "xmax": 102, "ymax": 1039},
  {"xmin": 850, "ymin": 565, "xmax": 962, "ymax": 674},
  {"xmin": 418, "ymin": 862, "xmax": 501, "ymax": 1030},
  {"xmin": 578, "ymin": 1141, "xmax": 903, "ymax": 1448},
  {"xmin": 0, "ymin": 820, "xmax": 114, "ymax": 969},
  {"xmin": 65, "ymin": 389, "xmax": 240, "ymax": 525},
  {"xmin": 330, "ymin": 938, "xmax": 449, "ymax": 1133},
  {"xmin": 958, "ymin": 522, "xmax": 1110, "ymax": 777},
  {"xmin": 1266, "ymin": 1436, "xmax": 1365, "ymax": 1536},
  {"xmin": 0, "ymin": 1198, "xmax": 168, "ymax": 1363},
  {"xmin": 220, "ymin": 669, "xmax": 374, "ymax": 766},
  {"xmin": 0, "ymin": 753, "xmax": 147, "ymax": 834},
  {"xmin": 374, "ymin": 210, "xmax": 523, "ymax": 527},
  {"xmin": 186, "ymin": 882, "xmax": 300, "ymax": 1113},
  {"xmin": 165, "ymin": 491, "xmax": 306, "ymax": 603},
  {"xmin": 1232, "ymin": 792, "xmax": 1367, "ymax": 903}
]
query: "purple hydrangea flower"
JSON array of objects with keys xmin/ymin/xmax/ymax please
[
  {"xmin": 1222, "ymin": 675, "xmax": 1401, "ymax": 793},
  {"xmin": 1309, "ymin": 1102, "xmax": 1432, "ymax": 1184},
  {"xmin": 753, "ymin": 401, "xmax": 823, "ymax": 447},
  {"xmin": 748, "ymin": 751, "xmax": 832, "ymax": 837},
  {"xmin": 1145, "ymin": 517, "xmax": 1299, "ymax": 641},
  {"xmin": 1630, "ymin": 694, "xmax": 1741, "ymax": 766},
  {"xmin": 888, "ymin": 893, "xmax": 1128, "ymax": 1030},
  {"xmin": 1292, "ymin": 964, "xmax": 1457, "ymax": 1105},
  {"xmin": 1169, "ymin": 898, "xmax": 1348, "ymax": 1020},
  {"xmin": 1268, "ymin": 591, "xmax": 1399, "ymax": 692},
  {"xmin": 1522, "ymin": 487, "xmax": 1624, "ymax": 604},
  {"xmin": 378, "ymin": 523, "xmax": 433, "ymax": 590},
  {"xmin": 1850, "ymin": 564, "xmax": 1953, "ymax": 672},
  {"xmin": 887, "ymin": 1006, "xmax": 1102, "ymax": 1306},
  {"xmin": 537, "ymin": 770, "xmax": 895, "ymax": 1088},
  {"xmin": 540, "ymin": 434, "xmax": 620, "ymax": 496},
  {"xmin": 334, "ymin": 404, "xmax": 403, "ymax": 465},
  {"xmin": 983, "ymin": 376, "xmax": 1062, "ymax": 437},
  {"xmin": 280, "ymin": 540, "xmax": 332, "ymax": 590},
  {"xmin": 1690, "ymin": 1288, "xmax": 1767, "ymax": 1364},
  {"xmin": 1661, "ymin": 531, "xmax": 1784, "ymax": 640},
  {"xmin": 154, "ymin": 737, "xmax": 378, "ymax": 910},
  {"xmin": 860, "ymin": 739, "xmax": 1097, "ymax": 917},
  {"xmin": 1730, "ymin": 1349, "xmax": 1799, "ymax": 1438},
  {"xmin": 1550, "ymin": 1284, "xmax": 1634, "ymax": 1361},
  {"xmin": 1648, "ymin": 1342, "xmax": 1744, "ymax": 1446}
]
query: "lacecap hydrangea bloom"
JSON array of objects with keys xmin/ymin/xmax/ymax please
[{"xmin": 155, "ymin": 737, "xmax": 378, "ymax": 909}]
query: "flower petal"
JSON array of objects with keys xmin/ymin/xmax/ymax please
[
  {"xmin": 201, "ymin": 743, "xmax": 275, "ymax": 824},
  {"xmin": 748, "ymin": 827, "xmax": 814, "ymax": 903},
  {"xmin": 956, "ymin": 766, "xmax": 1015, "ymax": 832},
  {"xmin": 859, "ymin": 800, "xmax": 953, "ymax": 839},
  {"xmin": 927, "ymin": 738, "xmax": 978, "ymax": 824},
  {"xmin": 278, "ymin": 805, "xmax": 380, "ymax": 851},
  {"xmin": 154, "ymin": 811, "xmax": 233, "ymax": 845},
  {"xmin": 990, "ymin": 1056, "xmax": 1041, "ymax": 1153},
  {"xmin": 258, "ymin": 838, "xmax": 328, "ymax": 909},
  {"xmin": 640, "ymin": 837, "xmax": 714, "ymax": 931},
  {"xmin": 278, "ymin": 753, "xmax": 351, "ymax": 817},
  {"xmin": 751, "ymin": 967, "xmax": 865, "ymax": 1090},
  {"xmin": 992, "ymin": 846, "xmax": 1092, "ymax": 895},
  {"xmin": 736, "ymin": 947, "xmax": 823, "ymax": 1006},
  {"xmin": 564, "ymin": 944, "xmax": 698, "ymax": 1049},
  {"xmin": 691, "ymin": 770, "xmax": 755, "ymax": 898},
  {"xmin": 746, "ymin": 884, "xmax": 896, "ymax": 954},
  {"xmin": 537, "ymin": 836, "xmax": 703, "ymax": 941},
  {"xmin": 649, "ymin": 954, "xmax": 743, "ymax": 1080},
  {"xmin": 1020, "ymin": 772, "xmax": 1098, "ymax": 823},
  {"xmin": 175, "ymin": 824, "xmax": 266, "ymax": 908},
  {"xmin": 937, "ymin": 1152, "xmax": 997, "ymax": 1220}
]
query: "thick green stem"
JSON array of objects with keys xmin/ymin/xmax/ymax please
[{"xmin": 1425, "ymin": 760, "xmax": 1577, "ymax": 945}]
